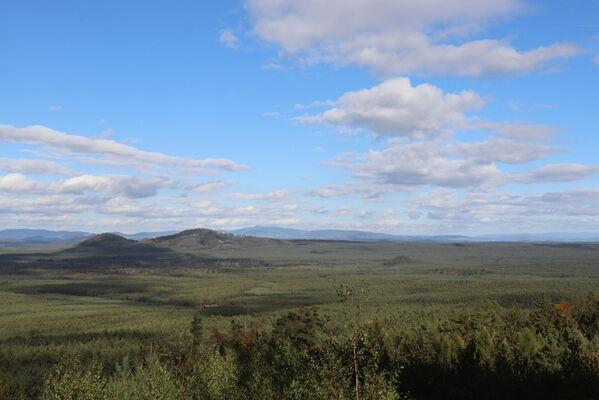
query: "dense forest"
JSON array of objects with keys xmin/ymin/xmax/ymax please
[
  {"xmin": 3, "ymin": 234, "xmax": 599, "ymax": 399},
  {"xmin": 3, "ymin": 291, "xmax": 599, "ymax": 399}
]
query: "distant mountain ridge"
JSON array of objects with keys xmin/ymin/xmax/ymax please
[
  {"xmin": 113, "ymin": 231, "xmax": 179, "ymax": 241},
  {"xmin": 224, "ymin": 226, "xmax": 599, "ymax": 242},
  {"xmin": 0, "ymin": 229, "xmax": 93, "ymax": 244},
  {"xmin": 1, "ymin": 227, "xmax": 599, "ymax": 246},
  {"xmin": 225, "ymin": 226, "xmax": 475, "ymax": 241},
  {"xmin": 0, "ymin": 229, "xmax": 178, "ymax": 245},
  {"xmin": 226, "ymin": 226, "xmax": 404, "ymax": 241}
]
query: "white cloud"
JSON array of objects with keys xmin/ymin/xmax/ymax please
[
  {"xmin": 342, "ymin": 39, "xmax": 581, "ymax": 77},
  {"xmin": 381, "ymin": 209, "xmax": 395, "ymax": 217},
  {"xmin": 0, "ymin": 125, "xmax": 249, "ymax": 172},
  {"xmin": 295, "ymin": 76, "xmax": 590, "ymax": 201},
  {"xmin": 219, "ymin": 29, "xmax": 239, "ymax": 48},
  {"xmin": 594, "ymin": 53, "xmax": 599, "ymax": 66},
  {"xmin": 409, "ymin": 188, "xmax": 599, "ymax": 227},
  {"xmin": 63, "ymin": 175, "xmax": 166, "ymax": 198},
  {"xmin": 476, "ymin": 121, "xmax": 561, "ymax": 141},
  {"xmin": 0, "ymin": 195, "xmax": 102, "ymax": 215},
  {"xmin": 281, "ymin": 203, "xmax": 298, "ymax": 211},
  {"xmin": 249, "ymin": 0, "xmax": 524, "ymax": 51},
  {"xmin": 297, "ymin": 80, "xmax": 565, "ymax": 145},
  {"xmin": 229, "ymin": 189, "xmax": 289, "ymax": 200},
  {"xmin": 355, "ymin": 209, "xmax": 375, "ymax": 219},
  {"xmin": 248, "ymin": 0, "xmax": 582, "ymax": 77},
  {"xmin": 0, "ymin": 158, "xmax": 77, "ymax": 176},
  {"xmin": 192, "ymin": 180, "xmax": 237, "ymax": 194},
  {"xmin": 324, "ymin": 138, "xmax": 564, "ymax": 192},
  {"xmin": 307, "ymin": 182, "xmax": 398, "ymax": 200},
  {"xmin": 0, "ymin": 174, "xmax": 43, "ymax": 193},
  {"xmin": 517, "ymin": 164, "xmax": 599, "ymax": 183},
  {"xmin": 0, "ymin": 173, "xmax": 167, "ymax": 198},
  {"xmin": 297, "ymin": 78, "xmax": 483, "ymax": 139},
  {"xmin": 273, "ymin": 218, "xmax": 302, "ymax": 225},
  {"xmin": 348, "ymin": 144, "xmax": 502, "ymax": 189},
  {"xmin": 48, "ymin": 105, "xmax": 63, "ymax": 111},
  {"xmin": 450, "ymin": 139, "xmax": 563, "ymax": 164}
]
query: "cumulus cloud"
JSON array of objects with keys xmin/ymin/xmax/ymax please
[
  {"xmin": 296, "ymin": 79, "xmax": 566, "ymax": 144},
  {"xmin": 296, "ymin": 76, "xmax": 591, "ymax": 202},
  {"xmin": 348, "ymin": 145, "xmax": 502, "ymax": 189},
  {"xmin": 297, "ymin": 78, "xmax": 483, "ymax": 139},
  {"xmin": 219, "ymin": 29, "xmax": 239, "ymax": 48},
  {"xmin": 0, "ymin": 195, "xmax": 102, "ymax": 215},
  {"xmin": 249, "ymin": 0, "xmax": 523, "ymax": 51},
  {"xmin": 48, "ymin": 105, "xmax": 63, "ymax": 111},
  {"xmin": 323, "ymin": 138, "xmax": 565, "ymax": 193},
  {"xmin": 0, "ymin": 173, "xmax": 167, "ymax": 198},
  {"xmin": 0, "ymin": 191, "xmax": 313, "ymax": 231},
  {"xmin": 307, "ymin": 182, "xmax": 398, "ymax": 200},
  {"xmin": 409, "ymin": 188, "xmax": 599, "ymax": 227},
  {"xmin": 0, "ymin": 174, "xmax": 43, "ymax": 194},
  {"xmin": 247, "ymin": 0, "xmax": 581, "ymax": 77}
]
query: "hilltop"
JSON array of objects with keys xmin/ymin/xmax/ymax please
[
  {"xmin": 75, "ymin": 233, "xmax": 136, "ymax": 248},
  {"xmin": 143, "ymin": 228, "xmax": 230, "ymax": 248},
  {"xmin": 0, "ymin": 228, "xmax": 269, "ymax": 271}
]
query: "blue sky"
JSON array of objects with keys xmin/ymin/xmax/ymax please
[{"xmin": 0, "ymin": 0, "xmax": 598, "ymax": 234}]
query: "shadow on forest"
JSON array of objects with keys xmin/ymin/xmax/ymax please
[
  {"xmin": 199, "ymin": 291, "xmax": 337, "ymax": 317},
  {"xmin": 0, "ymin": 329, "xmax": 156, "ymax": 347}
]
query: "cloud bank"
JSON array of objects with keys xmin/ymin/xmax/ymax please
[{"xmin": 247, "ymin": 0, "xmax": 582, "ymax": 77}]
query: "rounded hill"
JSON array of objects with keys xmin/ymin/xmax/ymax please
[
  {"xmin": 143, "ymin": 228, "xmax": 228, "ymax": 248},
  {"xmin": 75, "ymin": 233, "xmax": 136, "ymax": 248}
]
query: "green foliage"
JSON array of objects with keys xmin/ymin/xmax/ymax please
[
  {"xmin": 41, "ymin": 357, "xmax": 107, "ymax": 400},
  {"xmin": 3, "ymin": 241, "xmax": 599, "ymax": 398},
  {"xmin": 5, "ymin": 296, "xmax": 599, "ymax": 399}
]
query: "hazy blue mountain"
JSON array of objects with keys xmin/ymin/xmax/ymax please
[
  {"xmin": 225, "ymin": 226, "xmax": 599, "ymax": 242},
  {"xmin": 226, "ymin": 226, "xmax": 307, "ymax": 239},
  {"xmin": 0, "ymin": 229, "xmax": 93, "ymax": 244},
  {"xmin": 1, "ymin": 227, "xmax": 598, "ymax": 245},
  {"xmin": 113, "ymin": 231, "xmax": 179, "ymax": 241},
  {"xmin": 225, "ymin": 226, "xmax": 471, "ymax": 241},
  {"xmin": 0, "ymin": 229, "xmax": 178, "ymax": 245},
  {"xmin": 226, "ymin": 226, "xmax": 402, "ymax": 241},
  {"xmin": 475, "ymin": 232, "xmax": 599, "ymax": 242}
]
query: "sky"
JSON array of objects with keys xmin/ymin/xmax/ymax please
[{"xmin": 0, "ymin": 0, "xmax": 598, "ymax": 235}]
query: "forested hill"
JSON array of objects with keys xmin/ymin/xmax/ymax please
[{"xmin": 2, "ymin": 229, "xmax": 599, "ymax": 276}]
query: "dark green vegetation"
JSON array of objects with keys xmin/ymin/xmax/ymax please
[{"xmin": 2, "ymin": 229, "xmax": 599, "ymax": 399}]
